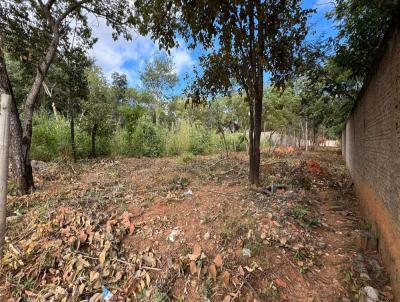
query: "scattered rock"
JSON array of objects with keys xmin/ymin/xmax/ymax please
[
  {"xmin": 368, "ymin": 258, "xmax": 383, "ymax": 275},
  {"xmin": 359, "ymin": 286, "xmax": 380, "ymax": 302},
  {"xmin": 167, "ymin": 229, "xmax": 180, "ymax": 242},
  {"xmin": 317, "ymin": 241, "xmax": 327, "ymax": 249},
  {"xmin": 184, "ymin": 189, "xmax": 193, "ymax": 196},
  {"xmin": 31, "ymin": 160, "xmax": 48, "ymax": 170},
  {"xmin": 142, "ymin": 255, "xmax": 156, "ymax": 267},
  {"xmin": 356, "ymin": 231, "xmax": 378, "ymax": 251},
  {"xmin": 204, "ymin": 232, "xmax": 211, "ymax": 240},
  {"xmin": 242, "ymin": 248, "xmax": 251, "ymax": 258}
]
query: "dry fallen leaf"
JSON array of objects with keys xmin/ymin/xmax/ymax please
[
  {"xmin": 90, "ymin": 271, "xmax": 100, "ymax": 282},
  {"xmin": 221, "ymin": 271, "xmax": 230, "ymax": 286},
  {"xmin": 89, "ymin": 292, "xmax": 102, "ymax": 302},
  {"xmin": 189, "ymin": 261, "xmax": 198, "ymax": 274},
  {"xmin": 129, "ymin": 223, "xmax": 135, "ymax": 235},
  {"xmin": 188, "ymin": 243, "xmax": 202, "ymax": 261},
  {"xmin": 208, "ymin": 264, "xmax": 217, "ymax": 281},
  {"xmin": 275, "ymin": 278, "xmax": 287, "ymax": 288},
  {"xmin": 193, "ymin": 243, "xmax": 202, "ymax": 257},
  {"xmin": 223, "ymin": 295, "xmax": 232, "ymax": 302},
  {"xmin": 79, "ymin": 230, "xmax": 87, "ymax": 242},
  {"xmin": 214, "ymin": 254, "xmax": 223, "ymax": 268},
  {"xmin": 99, "ymin": 250, "xmax": 106, "ymax": 266},
  {"xmin": 238, "ymin": 266, "xmax": 245, "ymax": 276}
]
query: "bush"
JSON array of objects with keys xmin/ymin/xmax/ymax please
[
  {"xmin": 166, "ymin": 121, "xmax": 213, "ymax": 156},
  {"xmin": 225, "ymin": 133, "xmax": 248, "ymax": 152},
  {"xmin": 31, "ymin": 115, "xmax": 71, "ymax": 161},
  {"xmin": 131, "ymin": 117, "xmax": 165, "ymax": 157},
  {"xmin": 188, "ymin": 124, "xmax": 212, "ymax": 155},
  {"xmin": 30, "ymin": 113, "xmax": 248, "ymax": 161},
  {"xmin": 31, "ymin": 113, "xmax": 113, "ymax": 161}
]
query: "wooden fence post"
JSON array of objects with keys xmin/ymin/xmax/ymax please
[{"xmin": 0, "ymin": 94, "xmax": 11, "ymax": 254}]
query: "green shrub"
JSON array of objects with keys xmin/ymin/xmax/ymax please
[
  {"xmin": 165, "ymin": 121, "xmax": 213, "ymax": 156},
  {"xmin": 30, "ymin": 113, "xmax": 248, "ymax": 161},
  {"xmin": 165, "ymin": 121, "xmax": 191, "ymax": 155},
  {"xmin": 188, "ymin": 124, "xmax": 212, "ymax": 155},
  {"xmin": 31, "ymin": 115, "xmax": 71, "ymax": 161},
  {"xmin": 31, "ymin": 113, "xmax": 113, "ymax": 161},
  {"xmin": 131, "ymin": 117, "xmax": 165, "ymax": 157},
  {"xmin": 178, "ymin": 151, "xmax": 195, "ymax": 164}
]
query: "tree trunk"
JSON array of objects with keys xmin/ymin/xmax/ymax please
[
  {"xmin": 70, "ymin": 109, "xmax": 77, "ymax": 162},
  {"xmin": 90, "ymin": 123, "xmax": 98, "ymax": 158},
  {"xmin": 268, "ymin": 130, "xmax": 275, "ymax": 154},
  {"xmin": 0, "ymin": 94, "xmax": 11, "ymax": 255},
  {"xmin": 251, "ymin": 74, "xmax": 263, "ymax": 185},
  {"xmin": 0, "ymin": 45, "xmax": 31, "ymax": 194},
  {"xmin": 305, "ymin": 118, "xmax": 308, "ymax": 152},
  {"xmin": 22, "ymin": 30, "xmax": 60, "ymax": 177},
  {"xmin": 248, "ymin": 97, "xmax": 256, "ymax": 184},
  {"xmin": 220, "ymin": 128, "xmax": 228, "ymax": 158}
]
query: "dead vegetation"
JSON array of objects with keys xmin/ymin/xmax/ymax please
[{"xmin": 0, "ymin": 150, "xmax": 394, "ymax": 301}]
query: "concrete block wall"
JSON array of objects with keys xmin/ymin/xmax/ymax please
[{"xmin": 342, "ymin": 23, "xmax": 400, "ymax": 298}]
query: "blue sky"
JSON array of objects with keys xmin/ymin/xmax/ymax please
[{"xmin": 90, "ymin": 0, "xmax": 336, "ymax": 94}]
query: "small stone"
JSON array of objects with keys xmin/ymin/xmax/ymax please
[
  {"xmin": 369, "ymin": 259, "xmax": 383, "ymax": 274},
  {"xmin": 142, "ymin": 255, "xmax": 156, "ymax": 267},
  {"xmin": 242, "ymin": 248, "xmax": 252, "ymax": 258},
  {"xmin": 167, "ymin": 229, "xmax": 180, "ymax": 242},
  {"xmin": 317, "ymin": 241, "xmax": 327, "ymax": 249},
  {"xmin": 184, "ymin": 189, "xmax": 193, "ymax": 196},
  {"xmin": 204, "ymin": 232, "xmax": 211, "ymax": 240},
  {"xmin": 359, "ymin": 286, "xmax": 379, "ymax": 302}
]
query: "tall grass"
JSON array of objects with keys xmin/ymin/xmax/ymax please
[{"xmin": 31, "ymin": 113, "xmax": 247, "ymax": 162}]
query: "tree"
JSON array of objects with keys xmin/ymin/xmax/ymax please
[
  {"xmin": 135, "ymin": 0, "xmax": 312, "ymax": 184},
  {"xmin": 63, "ymin": 50, "xmax": 91, "ymax": 161},
  {"xmin": 329, "ymin": 0, "xmax": 397, "ymax": 80},
  {"xmin": 0, "ymin": 0, "xmax": 134, "ymax": 193},
  {"xmin": 111, "ymin": 72, "xmax": 128, "ymax": 119},
  {"xmin": 263, "ymin": 86, "xmax": 301, "ymax": 146},
  {"xmin": 140, "ymin": 53, "xmax": 178, "ymax": 125},
  {"xmin": 83, "ymin": 66, "xmax": 112, "ymax": 158}
]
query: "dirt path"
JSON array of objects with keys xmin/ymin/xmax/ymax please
[{"xmin": 1, "ymin": 150, "xmax": 394, "ymax": 301}]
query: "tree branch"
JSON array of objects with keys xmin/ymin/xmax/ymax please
[{"xmin": 56, "ymin": 0, "xmax": 92, "ymax": 25}]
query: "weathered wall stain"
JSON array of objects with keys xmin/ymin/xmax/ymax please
[{"xmin": 342, "ymin": 20, "xmax": 400, "ymax": 299}]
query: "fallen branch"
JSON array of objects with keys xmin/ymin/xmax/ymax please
[
  {"xmin": 208, "ymin": 157, "xmax": 227, "ymax": 169},
  {"xmin": 262, "ymin": 160, "xmax": 286, "ymax": 166},
  {"xmin": 215, "ymin": 169, "xmax": 235, "ymax": 175}
]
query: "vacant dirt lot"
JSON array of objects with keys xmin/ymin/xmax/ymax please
[{"xmin": 0, "ymin": 150, "xmax": 394, "ymax": 301}]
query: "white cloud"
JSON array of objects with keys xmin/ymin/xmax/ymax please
[
  {"xmin": 171, "ymin": 46, "xmax": 195, "ymax": 74},
  {"xmin": 90, "ymin": 17, "xmax": 155, "ymax": 85},
  {"xmin": 314, "ymin": 0, "xmax": 334, "ymax": 12},
  {"xmin": 89, "ymin": 17, "xmax": 195, "ymax": 88}
]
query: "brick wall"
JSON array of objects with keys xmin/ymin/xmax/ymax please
[{"xmin": 342, "ymin": 23, "xmax": 400, "ymax": 298}]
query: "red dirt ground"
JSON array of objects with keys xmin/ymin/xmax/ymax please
[{"xmin": 0, "ymin": 150, "xmax": 394, "ymax": 302}]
